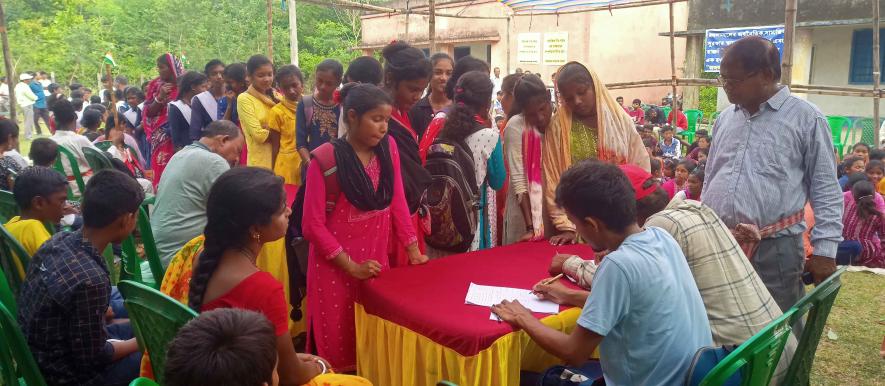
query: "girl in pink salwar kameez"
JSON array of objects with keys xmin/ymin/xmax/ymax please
[{"xmin": 302, "ymin": 83, "xmax": 428, "ymax": 371}]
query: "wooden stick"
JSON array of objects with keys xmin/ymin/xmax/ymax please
[
  {"xmin": 669, "ymin": 0, "xmax": 678, "ymax": 114},
  {"xmin": 781, "ymin": 0, "xmax": 798, "ymax": 85},
  {"xmin": 428, "ymin": 0, "xmax": 436, "ymax": 53},
  {"xmin": 267, "ymin": 0, "xmax": 273, "ymax": 61},
  {"xmin": 874, "ymin": 0, "xmax": 881, "ymax": 145},
  {"xmin": 0, "ymin": 0, "xmax": 15, "ymax": 121}
]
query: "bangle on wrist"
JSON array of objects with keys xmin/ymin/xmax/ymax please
[{"xmin": 317, "ymin": 359, "xmax": 327, "ymax": 374}]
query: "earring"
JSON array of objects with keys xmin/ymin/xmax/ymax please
[{"xmin": 251, "ymin": 232, "xmax": 260, "ymax": 241}]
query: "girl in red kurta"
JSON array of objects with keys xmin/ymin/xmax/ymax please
[{"xmin": 303, "ymin": 83, "xmax": 429, "ymax": 371}]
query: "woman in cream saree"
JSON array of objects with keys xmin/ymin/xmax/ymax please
[{"xmin": 543, "ymin": 62, "xmax": 650, "ymax": 245}]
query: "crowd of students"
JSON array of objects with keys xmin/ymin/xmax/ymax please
[{"xmin": 0, "ymin": 35, "xmax": 867, "ymax": 386}]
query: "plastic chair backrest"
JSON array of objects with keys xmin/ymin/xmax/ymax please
[
  {"xmin": 53, "ymin": 145, "xmax": 86, "ymax": 201},
  {"xmin": 662, "ymin": 106, "xmax": 672, "ymax": 119},
  {"xmin": 697, "ymin": 307, "xmax": 798, "ymax": 386},
  {"xmin": 853, "ymin": 118, "xmax": 877, "ymax": 147},
  {"xmin": 94, "ymin": 140, "xmax": 113, "ymax": 151},
  {"xmin": 120, "ymin": 235, "xmax": 143, "ymax": 285},
  {"xmin": 130, "ymin": 377, "xmax": 160, "ymax": 386},
  {"xmin": 82, "ymin": 147, "xmax": 115, "ymax": 172},
  {"xmin": 0, "ymin": 190, "xmax": 19, "ymax": 223},
  {"xmin": 117, "ymin": 280, "xmax": 198, "ymax": 385},
  {"xmin": 826, "ymin": 116, "xmax": 851, "ymax": 155},
  {"xmin": 138, "ymin": 206, "xmax": 164, "ymax": 286},
  {"xmin": 685, "ymin": 109, "xmax": 703, "ymax": 132},
  {"xmin": 0, "ymin": 302, "xmax": 47, "ymax": 386},
  {"xmin": 782, "ymin": 267, "xmax": 846, "ymax": 386},
  {"xmin": 0, "ymin": 224, "xmax": 32, "ymax": 294},
  {"xmin": 0, "ymin": 266, "xmax": 15, "ymax": 316}
]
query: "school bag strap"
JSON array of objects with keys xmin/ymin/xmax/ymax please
[
  {"xmin": 302, "ymin": 95, "xmax": 315, "ymax": 125},
  {"xmin": 310, "ymin": 142, "xmax": 339, "ymax": 212}
]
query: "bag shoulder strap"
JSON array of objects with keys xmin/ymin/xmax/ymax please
[
  {"xmin": 310, "ymin": 143, "xmax": 339, "ymax": 212},
  {"xmin": 303, "ymin": 95, "xmax": 315, "ymax": 125}
]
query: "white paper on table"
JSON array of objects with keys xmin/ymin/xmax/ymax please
[{"xmin": 465, "ymin": 282, "xmax": 560, "ymax": 317}]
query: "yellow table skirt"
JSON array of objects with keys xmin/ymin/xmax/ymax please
[{"xmin": 355, "ymin": 304, "xmax": 589, "ymax": 386}]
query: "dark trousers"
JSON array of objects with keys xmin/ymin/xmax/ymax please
[
  {"xmin": 33, "ymin": 107, "xmax": 48, "ymax": 134},
  {"xmin": 101, "ymin": 322, "xmax": 142, "ymax": 386},
  {"xmin": 752, "ymin": 234, "xmax": 806, "ymax": 337}
]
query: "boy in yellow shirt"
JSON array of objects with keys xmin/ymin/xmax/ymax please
[
  {"xmin": 6, "ymin": 166, "xmax": 68, "ymax": 259},
  {"xmin": 267, "ymin": 64, "xmax": 304, "ymax": 185}
]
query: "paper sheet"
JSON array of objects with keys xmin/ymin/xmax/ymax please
[{"xmin": 465, "ymin": 282, "xmax": 560, "ymax": 320}]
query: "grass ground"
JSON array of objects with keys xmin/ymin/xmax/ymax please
[{"xmin": 811, "ymin": 271, "xmax": 885, "ymax": 386}]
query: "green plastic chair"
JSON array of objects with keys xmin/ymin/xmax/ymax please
[
  {"xmin": 685, "ymin": 109, "xmax": 703, "ymax": 132},
  {"xmin": 120, "ymin": 235, "xmax": 144, "ymax": 285},
  {"xmin": 852, "ymin": 118, "xmax": 878, "ymax": 148},
  {"xmin": 826, "ymin": 116, "xmax": 851, "ymax": 157},
  {"xmin": 130, "ymin": 377, "xmax": 160, "ymax": 386},
  {"xmin": 0, "ymin": 266, "xmax": 16, "ymax": 316},
  {"xmin": 94, "ymin": 140, "xmax": 113, "ymax": 151},
  {"xmin": 781, "ymin": 267, "xmax": 846, "ymax": 386},
  {"xmin": 662, "ymin": 106, "xmax": 672, "ymax": 120},
  {"xmin": 710, "ymin": 111, "xmax": 721, "ymax": 124},
  {"xmin": 696, "ymin": 307, "xmax": 798, "ymax": 386},
  {"xmin": 118, "ymin": 280, "xmax": 198, "ymax": 385},
  {"xmin": 0, "ymin": 301, "xmax": 47, "ymax": 386},
  {"xmin": 0, "ymin": 190, "xmax": 19, "ymax": 223},
  {"xmin": 104, "ymin": 244, "xmax": 120, "ymax": 285},
  {"xmin": 0, "ymin": 225, "xmax": 32, "ymax": 295},
  {"xmin": 138, "ymin": 206, "xmax": 164, "ymax": 286},
  {"xmin": 52, "ymin": 145, "xmax": 86, "ymax": 201},
  {"xmin": 83, "ymin": 147, "xmax": 115, "ymax": 172}
]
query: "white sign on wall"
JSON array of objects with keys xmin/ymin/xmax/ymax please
[
  {"xmin": 543, "ymin": 32, "xmax": 568, "ymax": 65},
  {"xmin": 517, "ymin": 33, "xmax": 541, "ymax": 64}
]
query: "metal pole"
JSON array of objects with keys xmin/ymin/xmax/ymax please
[
  {"xmin": 429, "ymin": 0, "xmax": 436, "ymax": 53},
  {"xmin": 874, "ymin": 0, "xmax": 881, "ymax": 146},
  {"xmin": 0, "ymin": 0, "xmax": 15, "ymax": 121},
  {"xmin": 267, "ymin": 0, "xmax": 274, "ymax": 61},
  {"xmin": 781, "ymin": 0, "xmax": 798, "ymax": 85},
  {"xmin": 289, "ymin": 0, "xmax": 299, "ymax": 66},
  {"xmin": 669, "ymin": 0, "xmax": 677, "ymax": 112}
]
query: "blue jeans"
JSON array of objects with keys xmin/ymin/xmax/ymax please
[
  {"xmin": 836, "ymin": 240, "xmax": 862, "ymax": 265},
  {"xmin": 110, "ymin": 286, "xmax": 127, "ymax": 319},
  {"xmin": 101, "ymin": 322, "xmax": 142, "ymax": 386}
]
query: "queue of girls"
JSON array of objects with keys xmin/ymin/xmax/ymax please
[{"xmin": 834, "ymin": 142, "xmax": 885, "ymax": 268}]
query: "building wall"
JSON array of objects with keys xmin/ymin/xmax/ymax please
[
  {"xmin": 806, "ymin": 26, "xmax": 877, "ymax": 117},
  {"xmin": 689, "ymin": 0, "xmax": 885, "ymax": 31},
  {"xmin": 361, "ymin": 1, "xmax": 689, "ymax": 105}
]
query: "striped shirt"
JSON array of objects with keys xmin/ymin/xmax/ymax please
[{"xmin": 702, "ymin": 86, "xmax": 842, "ymax": 258}]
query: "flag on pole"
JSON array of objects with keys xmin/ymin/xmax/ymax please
[{"xmin": 103, "ymin": 52, "xmax": 117, "ymax": 67}]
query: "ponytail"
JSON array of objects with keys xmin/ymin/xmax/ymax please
[
  {"xmin": 852, "ymin": 180, "xmax": 882, "ymax": 221},
  {"xmin": 188, "ymin": 167, "xmax": 285, "ymax": 311}
]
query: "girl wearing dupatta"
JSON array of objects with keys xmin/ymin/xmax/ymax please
[
  {"xmin": 237, "ymin": 54, "xmax": 281, "ymax": 170},
  {"xmin": 502, "ymin": 74, "xmax": 553, "ymax": 245},
  {"xmin": 237, "ymin": 55, "xmax": 291, "ymax": 327},
  {"xmin": 143, "ymin": 53, "xmax": 183, "ymax": 186},
  {"xmin": 302, "ymin": 83, "xmax": 427, "ymax": 371},
  {"xmin": 380, "ymin": 41, "xmax": 433, "ymax": 267},
  {"xmin": 268, "ymin": 65, "xmax": 305, "ymax": 184},
  {"xmin": 544, "ymin": 62, "xmax": 649, "ymax": 245}
]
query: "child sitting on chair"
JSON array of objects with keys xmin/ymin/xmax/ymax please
[
  {"xmin": 49, "ymin": 99, "xmax": 99, "ymax": 196},
  {"xmin": 17, "ymin": 170, "xmax": 144, "ymax": 386},
  {"xmin": 5, "ymin": 166, "xmax": 68, "ymax": 257},
  {"xmin": 30, "ymin": 138, "xmax": 59, "ymax": 168},
  {"xmin": 164, "ymin": 308, "xmax": 279, "ymax": 386}
]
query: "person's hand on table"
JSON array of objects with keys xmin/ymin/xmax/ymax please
[
  {"xmin": 549, "ymin": 231, "xmax": 576, "ymax": 246},
  {"xmin": 491, "ymin": 300, "xmax": 533, "ymax": 329},
  {"xmin": 346, "ymin": 259, "xmax": 382, "ymax": 280},
  {"xmin": 548, "ymin": 253, "xmax": 572, "ymax": 276},
  {"xmin": 533, "ymin": 280, "xmax": 583, "ymax": 307},
  {"xmin": 806, "ymin": 255, "xmax": 836, "ymax": 285}
]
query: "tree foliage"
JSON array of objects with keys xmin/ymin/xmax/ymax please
[{"xmin": 3, "ymin": 0, "xmax": 362, "ymax": 88}]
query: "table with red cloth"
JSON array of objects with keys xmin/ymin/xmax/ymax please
[{"xmin": 355, "ymin": 242, "xmax": 595, "ymax": 386}]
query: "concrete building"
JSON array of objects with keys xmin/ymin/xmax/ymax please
[
  {"xmin": 681, "ymin": 0, "xmax": 885, "ymax": 119},
  {"xmin": 359, "ymin": 0, "xmax": 689, "ymax": 105}
]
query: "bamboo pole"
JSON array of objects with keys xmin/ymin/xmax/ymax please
[
  {"xmin": 669, "ymin": 0, "xmax": 677, "ymax": 113},
  {"xmin": 300, "ymin": 0, "xmax": 509, "ymax": 19},
  {"xmin": 267, "ymin": 0, "xmax": 274, "ymax": 61},
  {"xmin": 289, "ymin": 0, "xmax": 299, "ymax": 66},
  {"xmin": 874, "ymin": 0, "xmax": 881, "ymax": 146},
  {"xmin": 429, "ymin": 0, "xmax": 436, "ymax": 53},
  {"xmin": 404, "ymin": 0, "xmax": 410, "ymax": 41},
  {"xmin": 782, "ymin": 0, "xmax": 797, "ymax": 85},
  {"xmin": 0, "ymin": 0, "xmax": 15, "ymax": 121}
]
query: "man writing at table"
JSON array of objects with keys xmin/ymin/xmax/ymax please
[{"xmin": 492, "ymin": 160, "xmax": 711, "ymax": 386}]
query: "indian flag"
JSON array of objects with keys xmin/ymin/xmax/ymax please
[{"xmin": 103, "ymin": 52, "xmax": 117, "ymax": 67}]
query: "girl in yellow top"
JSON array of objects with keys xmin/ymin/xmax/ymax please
[
  {"xmin": 237, "ymin": 54, "xmax": 281, "ymax": 170},
  {"xmin": 267, "ymin": 65, "xmax": 304, "ymax": 184}
]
